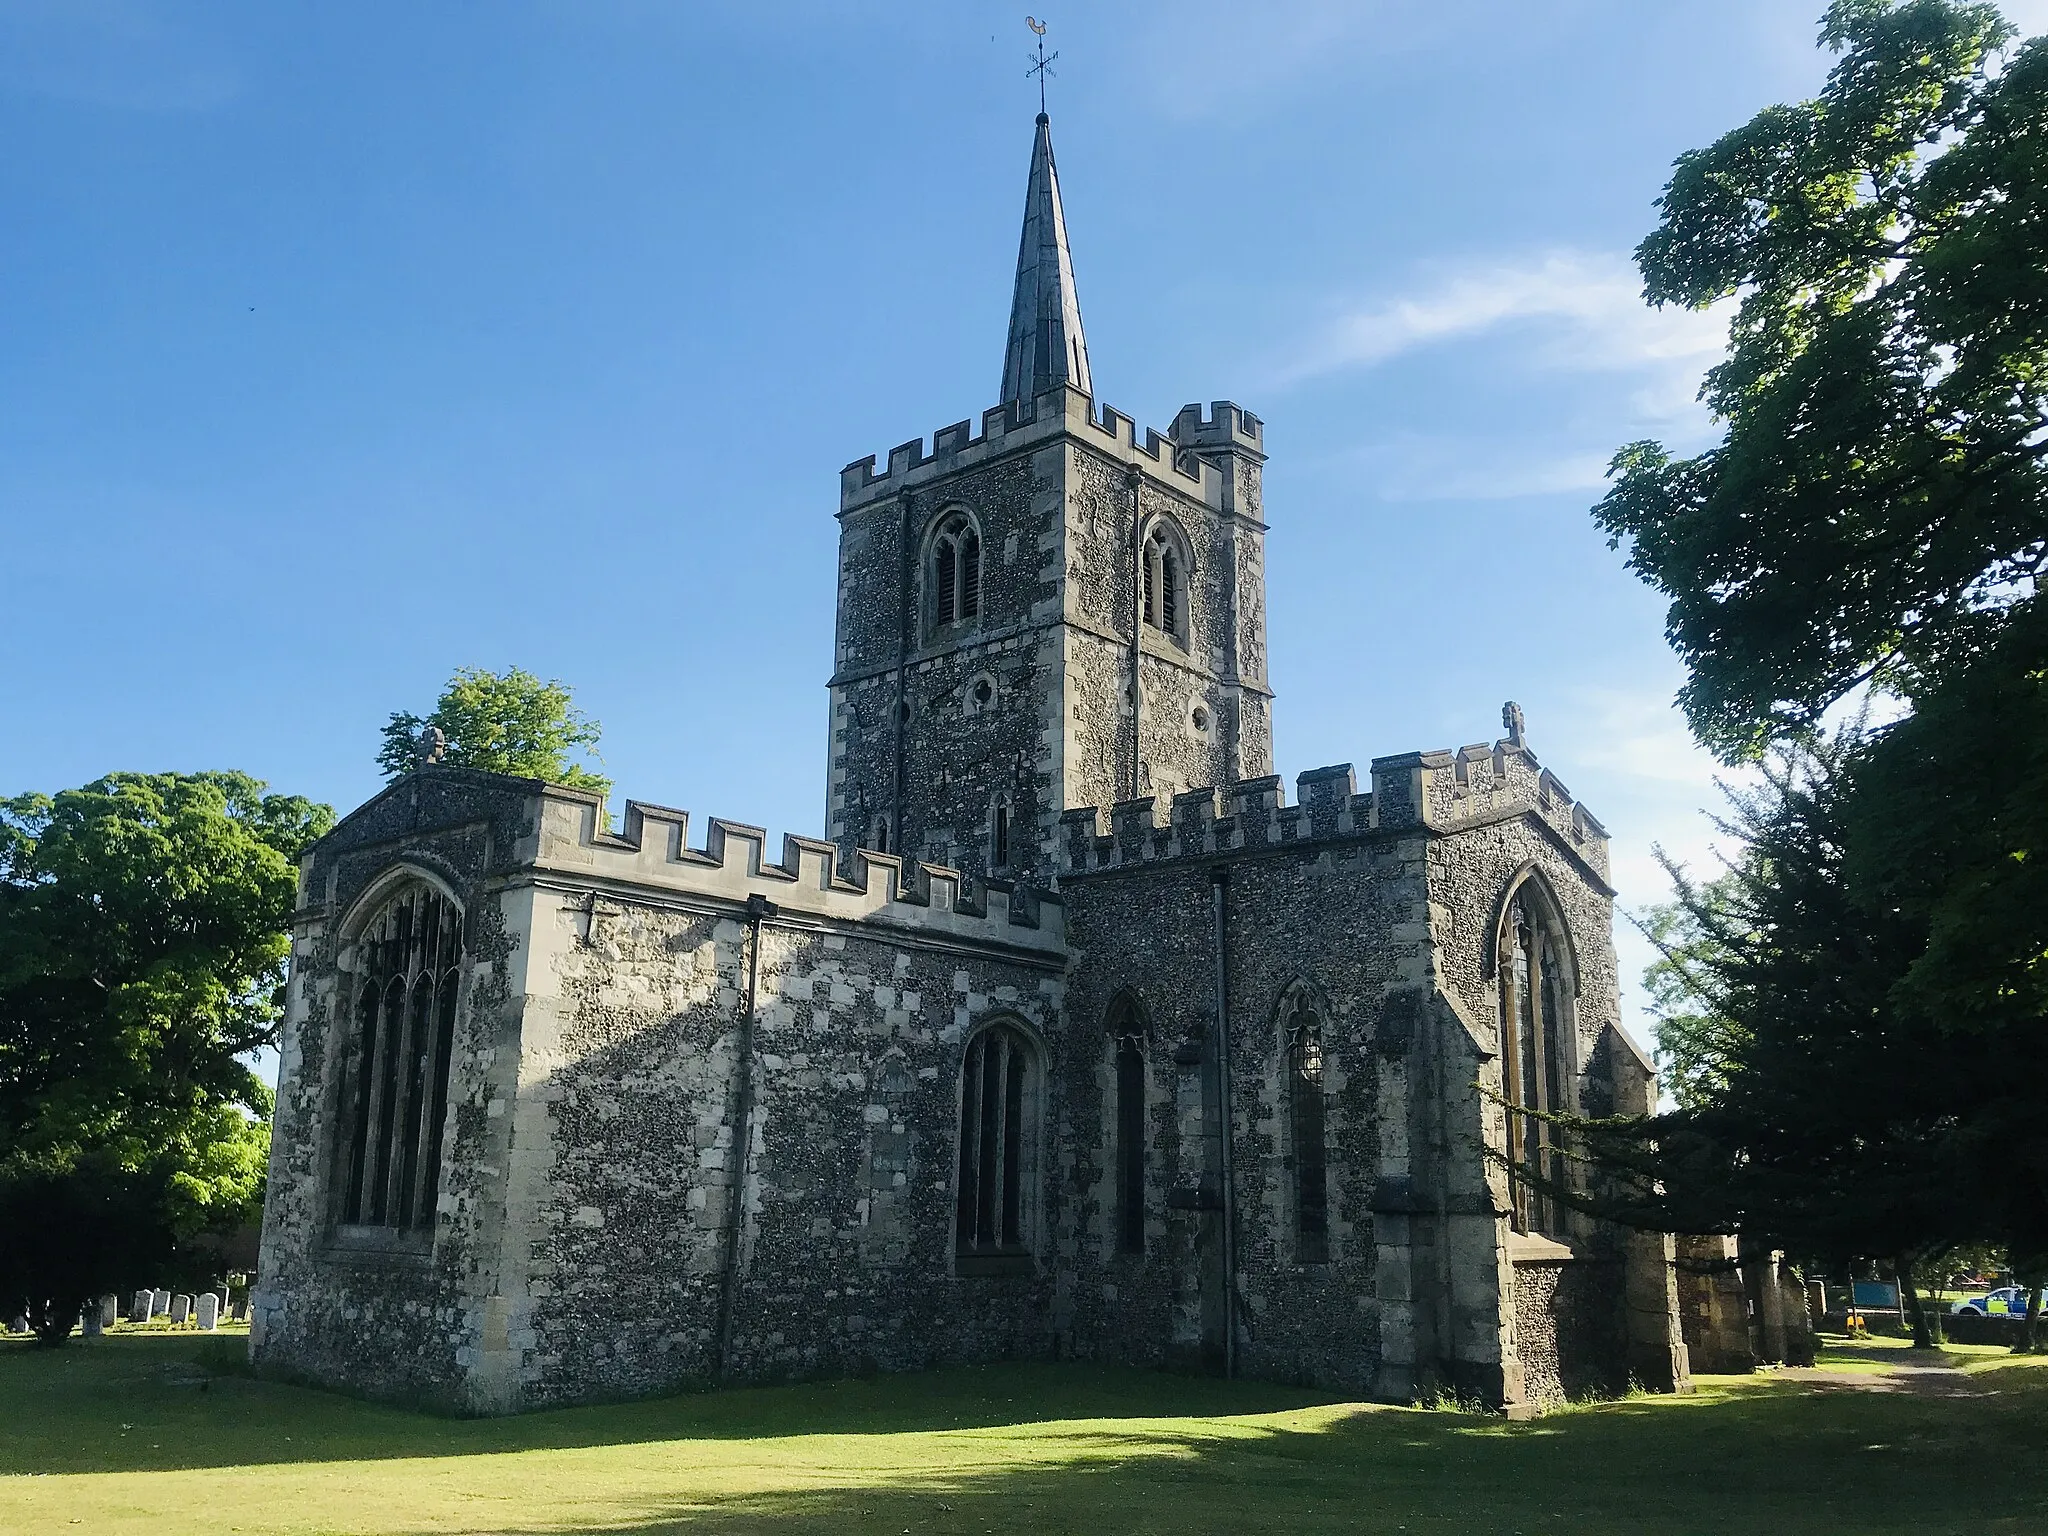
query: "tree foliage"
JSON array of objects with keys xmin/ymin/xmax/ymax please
[
  {"xmin": 1580, "ymin": 2, "xmax": 2048, "ymax": 1311},
  {"xmin": 1595, "ymin": 0, "xmax": 2046, "ymax": 761},
  {"xmin": 0, "ymin": 772, "xmax": 331, "ymax": 1342},
  {"xmin": 377, "ymin": 666, "xmax": 608, "ymax": 795}
]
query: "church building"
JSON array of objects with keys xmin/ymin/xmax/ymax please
[{"xmin": 252, "ymin": 113, "xmax": 1691, "ymax": 1414}]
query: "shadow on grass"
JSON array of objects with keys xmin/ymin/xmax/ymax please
[
  {"xmin": 0, "ymin": 1333, "xmax": 1343, "ymax": 1476},
  {"xmin": 378, "ymin": 1374, "xmax": 2048, "ymax": 1536}
]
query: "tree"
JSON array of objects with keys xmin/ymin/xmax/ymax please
[
  {"xmin": 1580, "ymin": 0, "xmax": 2048, "ymax": 1336},
  {"xmin": 377, "ymin": 666, "xmax": 609, "ymax": 795},
  {"xmin": 0, "ymin": 772, "xmax": 331, "ymax": 1343},
  {"xmin": 1634, "ymin": 873, "xmax": 1751, "ymax": 1111},
  {"xmin": 1595, "ymin": 0, "xmax": 2046, "ymax": 761}
]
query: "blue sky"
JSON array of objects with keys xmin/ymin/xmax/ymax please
[{"xmin": 8, "ymin": 2, "xmax": 2043, "ymax": 1055}]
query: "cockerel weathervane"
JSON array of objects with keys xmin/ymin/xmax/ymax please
[{"xmin": 1026, "ymin": 16, "xmax": 1057, "ymax": 115}]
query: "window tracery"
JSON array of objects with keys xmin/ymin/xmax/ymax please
[
  {"xmin": 340, "ymin": 881, "xmax": 463, "ymax": 1232},
  {"xmin": 1285, "ymin": 992, "xmax": 1329, "ymax": 1264},
  {"xmin": 1142, "ymin": 520, "xmax": 1189, "ymax": 645},
  {"xmin": 931, "ymin": 512, "xmax": 982, "ymax": 630},
  {"xmin": 1108, "ymin": 998, "xmax": 1146, "ymax": 1255},
  {"xmin": 955, "ymin": 1021, "xmax": 1037, "ymax": 1274},
  {"xmin": 1500, "ymin": 883, "xmax": 1573, "ymax": 1237}
]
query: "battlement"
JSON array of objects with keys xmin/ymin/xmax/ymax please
[
  {"xmin": 1170, "ymin": 400, "xmax": 1265, "ymax": 458},
  {"xmin": 1058, "ymin": 733, "xmax": 1610, "ymax": 882},
  {"xmin": 839, "ymin": 384, "xmax": 1253, "ymax": 515},
  {"xmin": 534, "ymin": 789, "xmax": 1065, "ymax": 955}
]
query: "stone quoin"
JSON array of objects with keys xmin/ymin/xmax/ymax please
[{"xmin": 251, "ymin": 112, "xmax": 1689, "ymax": 1414}]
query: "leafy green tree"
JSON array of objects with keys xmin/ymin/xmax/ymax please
[
  {"xmin": 1595, "ymin": 0, "xmax": 2046, "ymax": 760},
  {"xmin": 377, "ymin": 666, "xmax": 609, "ymax": 795},
  {"xmin": 1634, "ymin": 872, "xmax": 1751, "ymax": 1111},
  {"xmin": 1579, "ymin": 0, "xmax": 2048, "ymax": 1336},
  {"xmin": 0, "ymin": 772, "xmax": 331, "ymax": 1343}
]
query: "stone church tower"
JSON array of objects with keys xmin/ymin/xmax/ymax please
[
  {"xmin": 252, "ymin": 111, "xmax": 1690, "ymax": 1418},
  {"xmin": 826, "ymin": 113, "xmax": 1273, "ymax": 885}
]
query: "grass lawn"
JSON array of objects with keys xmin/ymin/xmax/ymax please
[{"xmin": 3, "ymin": 1331, "xmax": 2044, "ymax": 1535}]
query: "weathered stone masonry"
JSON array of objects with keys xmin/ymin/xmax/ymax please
[{"xmin": 253, "ymin": 109, "xmax": 1690, "ymax": 1413}]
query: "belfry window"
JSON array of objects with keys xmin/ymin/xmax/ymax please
[
  {"xmin": 1286, "ymin": 993, "xmax": 1329, "ymax": 1264},
  {"xmin": 1110, "ymin": 1001, "xmax": 1146, "ymax": 1255},
  {"xmin": 1142, "ymin": 522, "xmax": 1188, "ymax": 645},
  {"xmin": 1501, "ymin": 887, "xmax": 1572, "ymax": 1237},
  {"xmin": 933, "ymin": 513, "xmax": 982, "ymax": 629},
  {"xmin": 956, "ymin": 1021, "xmax": 1037, "ymax": 1274},
  {"xmin": 341, "ymin": 882, "xmax": 463, "ymax": 1232}
]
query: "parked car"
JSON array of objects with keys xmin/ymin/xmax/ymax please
[{"xmin": 1950, "ymin": 1285, "xmax": 2033, "ymax": 1317}]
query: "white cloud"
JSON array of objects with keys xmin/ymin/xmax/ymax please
[{"xmin": 1278, "ymin": 249, "xmax": 1729, "ymax": 392}]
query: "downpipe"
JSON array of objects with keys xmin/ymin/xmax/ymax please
[{"xmin": 713, "ymin": 892, "xmax": 777, "ymax": 1381}]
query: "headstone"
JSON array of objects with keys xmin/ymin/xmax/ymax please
[
  {"xmin": 169, "ymin": 1294, "xmax": 191, "ymax": 1325},
  {"xmin": 131, "ymin": 1291, "xmax": 152, "ymax": 1323},
  {"xmin": 98, "ymin": 1295, "xmax": 119, "ymax": 1329},
  {"xmin": 81, "ymin": 1304, "xmax": 104, "ymax": 1338},
  {"xmin": 5, "ymin": 1314, "xmax": 25, "ymax": 1335},
  {"xmin": 151, "ymin": 1289, "xmax": 170, "ymax": 1318},
  {"xmin": 195, "ymin": 1293, "xmax": 219, "ymax": 1331}
]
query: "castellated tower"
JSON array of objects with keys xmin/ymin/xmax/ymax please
[{"xmin": 826, "ymin": 113, "xmax": 1274, "ymax": 884}]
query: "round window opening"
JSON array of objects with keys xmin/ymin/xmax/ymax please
[
  {"xmin": 973, "ymin": 679, "xmax": 994, "ymax": 707},
  {"xmin": 898, "ymin": 700, "xmax": 913, "ymax": 724},
  {"xmin": 1191, "ymin": 704, "xmax": 1211, "ymax": 732}
]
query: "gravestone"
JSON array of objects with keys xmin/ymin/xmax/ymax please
[
  {"xmin": 151, "ymin": 1289, "xmax": 170, "ymax": 1318},
  {"xmin": 81, "ymin": 1303, "xmax": 104, "ymax": 1338},
  {"xmin": 169, "ymin": 1294, "xmax": 191, "ymax": 1325},
  {"xmin": 5, "ymin": 1315, "xmax": 25, "ymax": 1335},
  {"xmin": 195, "ymin": 1293, "xmax": 219, "ymax": 1331},
  {"xmin": 131, "ymin": 1291, "xmax": 152, "ymax": 1323},
  {"xmin": 98, "ymin": 1295, "xmax": 119, "ymax": 1329}
]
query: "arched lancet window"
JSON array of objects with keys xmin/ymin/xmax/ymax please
[
  {"xmin": 341, "ymin": 881, "xmax": 463, "ymax": 1231},
  {"xmin": 1500, "ymin": 882, "xmax": 1573, "ymax": 1237},
  {"xmin": 869, "ymin": 814, "xmax": 891, "ymax": 855},
  {"xmin": 1284, "ymin": 991, "xmax": 1329, "ymax": 1264},
  {"xmin": 1108, "ymin": 998, "xmax": 1147, "ymax": 1255},
  {"xmin": 1142, "ymin": 521, "xmax": 1189, "ymax": 645},
  {"xmin": 931, "ymin": 512, "xmax": 982, "ymax": 630},
  {"xmin": 955, "ymin": 1021, "xmax": 1038, "ymax": 1274}
]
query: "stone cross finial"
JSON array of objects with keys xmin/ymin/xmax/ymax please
[
  {"xmin": 416, "ymin": 725, "xmax": 447, "ymax": 769},
  {"xmin": 1502, "ymin": 701, "xmax": 1526, "ymax": 748}
]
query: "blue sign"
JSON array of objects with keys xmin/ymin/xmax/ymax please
[{"xmin": 1852, "ymin": 1282, "xmax": 1900, "ymax": 1308}]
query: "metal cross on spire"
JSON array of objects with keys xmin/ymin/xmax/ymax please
[{"xmin": 1025, "ymin": 16, "xmax": 1057, "ymax": 116}]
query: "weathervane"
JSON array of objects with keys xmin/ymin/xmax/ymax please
[{"xmin": 1026, "ymin": 15, "xmax": 1057, "ymax": 115}]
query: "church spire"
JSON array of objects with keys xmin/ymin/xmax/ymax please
[{"xmin": 1000, "ymin": 113, "xmax": 1092, "ymax": 406}]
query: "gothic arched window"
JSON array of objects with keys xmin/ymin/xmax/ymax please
[
  {"xmin": 932, "ymin": 512, "xmax": 982, "ymax": 630},
  {"xmin": 341, "ymin": 881, "xmax": 463, "ymax": 1232},
  {"xmin": 990, "ymin": 794, "xmax": 1012, "ymax": 871},
  {"xmin": 1500, "ymin": 884, "xmax": 1573, "ymax": 1236},
  {"xmin": 1142, "ymin": 521, "xmax": 1189, "ymax": 645},
  {"xmin": 955, "ymin": 1021, "xmax": 1038, "ymax": 1275},
  {"xmin": 1285, "ymin": 992, "xmax": 1329, "ymax": 1264},
  {"xmin": 1108, "ymin": 999, "xmax": 1147, "ymax": 1255}
]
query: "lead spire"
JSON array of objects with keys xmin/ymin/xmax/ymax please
[{"xmin": 999, "ymin": 112, "xmax": 1092, "ymax": 407}]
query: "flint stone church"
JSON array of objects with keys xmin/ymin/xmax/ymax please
[{"xmin": 252, "ymin": 113, "xmax": 1691, "ymax": 1414}]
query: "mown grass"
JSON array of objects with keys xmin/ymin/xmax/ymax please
[{"xmin": 2, "ymin": 1332, "xmax": 2044, "ymax": 1535}]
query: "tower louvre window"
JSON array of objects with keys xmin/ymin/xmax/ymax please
[
  {"xmin": 341, "ymin": 883, "xmax": 463, "ymax": 1232},
  {"xmin": 1142, "ymin": 522, "xmax": 1187, "ymax": 644},
  {"xmin": 956, "ymin": 1022, "xmax": 1038, "ymax": 1274},
  {"xmin": 1286, "ymin": 993, "xmax": 1329, "ymax": 1264},
  {"xmin": 991, "ymin": 798, "xmax": 1010, "ymax": 869},
  {"xmin": 931, "ymin": 513, "xmax": 982, "ymax": 632}
]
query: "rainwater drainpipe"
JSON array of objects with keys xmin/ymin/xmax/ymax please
[
  {"xmin": 713, "ymin": 892, "xmax": 777, "ymax": 1381},
  {"xmin": 891, "ymin": 492, "xmax": 914, "ymax": 850},
  {"xmin": 1127, "ymin": 468, "xmax": 1145, "ymax": 801},
  {"xmin": 1211, "ymin": 865, "xmax": 1238, "ymax": 1379}
]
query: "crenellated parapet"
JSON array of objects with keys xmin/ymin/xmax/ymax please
[
  {"xmin": 839, "ymin": 384, "xmax": 1257, "ymax": 515},
  {"xmin": 1057, "ymin": 732, "xmax": 1610, "ymax": 883},
  {"xmin": 532, "ymin": 788, "xmax": 1064, "ymax": 955}
]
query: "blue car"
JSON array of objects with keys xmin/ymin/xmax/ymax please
[{"xmin": 1950, "ymin": 1285, "xmax": 2034, "ymax": 1316}]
